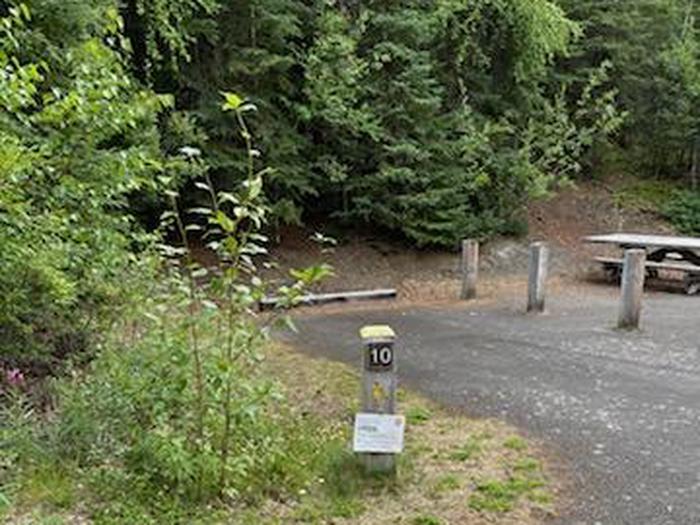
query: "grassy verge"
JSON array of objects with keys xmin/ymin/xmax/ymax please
[
  {"xmin": 252, "ymin": 343, "xmax": 558, "ymax": 524},
  {"xmin": 2, "ymin": 342, "xmax": 558, "ymax": 525}
]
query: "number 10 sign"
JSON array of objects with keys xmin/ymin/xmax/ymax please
[{"xmin": 365, "ymin": 342, "xmax": 394, "ymax": 370}]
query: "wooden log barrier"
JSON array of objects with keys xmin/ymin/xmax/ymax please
[
  {"xmin": 259, "ymin": 288, "xmax": 397, "ymax": 311},
  {"xmin": 527, "ymin": 242, "xmax": 549, "ymax": 313},
  {"xmin": 460, "ymin": 239, "xmax": 479, "ymax": 300},
  {"xmin": 618, "ymin": 248, "xmax": 647, "ymax": 330}
]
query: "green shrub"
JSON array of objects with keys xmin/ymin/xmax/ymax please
[
  {"xmin": 0, "ymin": 5, "xmax": 177, "ymax": 369},
  {"xmin": 664, "ymin": 190, "xmax": 700, "ymax": 235},
  {"xmin": 1, "ymin": 91, "xmax": 335, "ymax": 522},
  {"xmin": 0, "ymin": 304, "xmax": 345, "ymax": 520},
  {"xmin": 52, "ymin": 314, "xmax": 321, "ymax": 497}
]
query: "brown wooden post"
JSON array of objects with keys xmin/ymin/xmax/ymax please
[
  {"xmin": 618, "ymin": 249, "xmax": 646, "ymax": 329},
  {"xmin": 527, "ymin": 242, "xmax": 549, "ymax": 313},
  {"xmin": 358, "ymin": 325, "xmax": 398, "ymax": 473},
  {"xmin": 460, "ymin": 239, "xmax": 479, "ymax": 300}
]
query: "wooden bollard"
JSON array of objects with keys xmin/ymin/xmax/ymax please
[
  {"xmin": 460, "ymin": 239, "xmax": 479, "ymax": 300},
  {"xmin": 618, "ymin": 249, "xmax": 646, "ymax": 329},
  {"xmin": 527, "ymin": 242, "xmax": 549, "ymax": 313},
  {"xmin": 354, "ymin": 325, "xmax": 403, "ymax": 474}
]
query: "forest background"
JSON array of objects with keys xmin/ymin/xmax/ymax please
[{"xmin": 3, "ymin": 0, "xmax": 700, "ymax": 522}]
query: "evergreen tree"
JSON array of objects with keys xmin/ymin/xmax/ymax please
[
  {"xmin": 303, "ymin": 0, "xmax": 618, "ymax": 245},
  {"xmin": 115, "ymin": 0, "xmax": 623, "ymax": 246},
  {"xmin": 558, "ymin": 0, "xmax": 700, "ymax": 181}
]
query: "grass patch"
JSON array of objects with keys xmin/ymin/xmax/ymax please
[
  {"xmin": 428, "ymin": 474, "xmax": 460, "ymax": 498},
  {"xmin": 448, "ymin": 433, "xmax": 490, "ymax": 462},
  {"xmin": 0, "ymin": 489, "xmax": 11, "ymax": 517},
  {"xmin": 469, "ymin": 476, "xmax": 545, "ymax": 513},
  {"xmin": 513, "ymin": 457, "xmax": 541, "ymax": 473},
  {"xmin": 469, "ymin": 451, "xmax": 550, "ymax": 514},
  {"xmin": 16, "ymin": 466, "xmax": 75, "ymax": 510},
  {"xmin": 412, "ymin": 515, "xmax": 442, "ymax": 525},
  {"xmin": 406, "ymin": 405, "xmax": 432, "ymax": 425},
  {"xmin": 528, "ymin": 488, "xmax": 553, "ymax": 505},
  {"xmin": 503, "ymin": 435, "xmax": 527, "ymax": 451}
]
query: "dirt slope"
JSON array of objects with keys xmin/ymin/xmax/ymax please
[{"xmin": 262, "ymin": 179, "xmax": 672, "ymax": 304}]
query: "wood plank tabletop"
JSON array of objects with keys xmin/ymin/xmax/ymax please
[{"xmin": 583, "ymin": 233, "xmax": 700, "ymax": 250}]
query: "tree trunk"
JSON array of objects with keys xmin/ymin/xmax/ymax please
[{"xmin": 691, "ymin": 139, "xmax": 698, "ymax": 191}]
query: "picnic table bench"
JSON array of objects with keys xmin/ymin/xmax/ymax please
[{"xmin": 583, "ymin": 233, "xmax": 700, "ymax": 295}]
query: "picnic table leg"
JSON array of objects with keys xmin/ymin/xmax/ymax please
[
  {"xmin": 684, "ymin": 274, "xmax": 700, "ymax": 295},
  {"xmin": 603, "ymin": 263, "xmax": 622, "ymax": 283}
]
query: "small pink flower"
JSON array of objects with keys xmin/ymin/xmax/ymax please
[{"xmin": 5, "ymin": 368, "xmax": 25, "ymax": 387}]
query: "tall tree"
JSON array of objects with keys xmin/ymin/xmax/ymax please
[{"xmin": 558, "ymin": 0, "xmax": 700, "ymax": 181}]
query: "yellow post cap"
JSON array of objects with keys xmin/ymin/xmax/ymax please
[{"xmin": 360, "ymin": 325, "xmax": 396, "ymax": 340}]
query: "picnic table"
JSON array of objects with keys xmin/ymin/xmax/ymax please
[{"xmin": 583, "ymin": 233, "xmax": 700, "ymax": 294}]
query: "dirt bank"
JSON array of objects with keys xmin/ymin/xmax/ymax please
[{"xmin": 261, "ymin": 178, "xmax": 672, "ymax": 304}]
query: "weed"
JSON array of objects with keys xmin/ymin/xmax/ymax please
[
  {"xmin": 430, "ymin": 474, "xmax": 460, "ymax": 497},
  {"xmin": 327, "ymin": 497, "xmax": 365, "ymax": 518},
  {"xmin": 448, "ymin": 433, "xmax": 489, "ymax": 461},
  {"xmin": 412, "ymin": 515, "xmax": 442, "ymax": 525},
  {"xmin": 16, "ymin": 513, "xmax": 68, "ymax": 525},
  {"xmin": 503, "ymin": 436, "xmax": 527, "ymax": 451},
  {"xmin": 469, "ymin": 479, "xmax": 517, "ymax": 512},
  {"xmin": 292, "ymin": 493, "xmax": 365, "ymax": 521},
  {"xmin": 469, "ymin": 475, "xmax": 545, "ymax": 513},
  {"xmin": 17, "ymin": 466, "xmax": 75, "ymax": 510},
  {"xmin": 406, "ymin": 406, "xmax": 432, "ymax": 425},
  {"xmin": 0, "ymin": 489, "xmax": 10, "ymax": 516},
  {"xmin": 513, "ymin": 457, "xmax": 541, "ymax": 473},
  {"xmin": 409, "ymin": 443, "xmax": 433, "ymax": 457},
  {"xmin": 528, "ymin": 488, "xmax": 553, "ymax": 505}
]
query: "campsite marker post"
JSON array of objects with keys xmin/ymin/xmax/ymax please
[{"xmin": 354, "ymin": 325, "xmax": 404, "ymax": 474}]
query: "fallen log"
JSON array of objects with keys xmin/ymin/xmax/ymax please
[{"xmin": 259, "ymin": 288, "xmax": 397, "ymax": 311}]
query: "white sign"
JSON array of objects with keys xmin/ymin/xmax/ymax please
[{"xmin": 353, "ymin": 413, "xmax": 405, "ymax": 454}]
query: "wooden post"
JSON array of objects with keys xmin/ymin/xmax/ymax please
[
  {"xmin": 460, "ymin": 239, "xmax": 479, "ymax": 300},
  {"xmin": 618, "ymin": 249, "xmax": 646, "ymax": 330},
  {"xmin": 527, "ymin": 242, "xmax": 549, "ymax": 313},
  {"xmin": 358, "ymin": 325, "xmax": 397, "ymax": 473}
]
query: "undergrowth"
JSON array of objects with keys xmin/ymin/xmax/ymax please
[
  {"xmin": 0, "ymin": 298, "xmax": 348, "ymax": 523},
  {"xmin": 663, "ymin": 190, "xmax": 700, "ymax": 235},
  {"xmin": 612, "ymin": 178, "xmax": 680, "ymax": 213},
  {"xmin": 612, "ymin": 179, "xmax": 700, "ymax": 235},
  {"xmin": 0, "ymin": 93, "xmax": 340, "ymax": 523}
]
